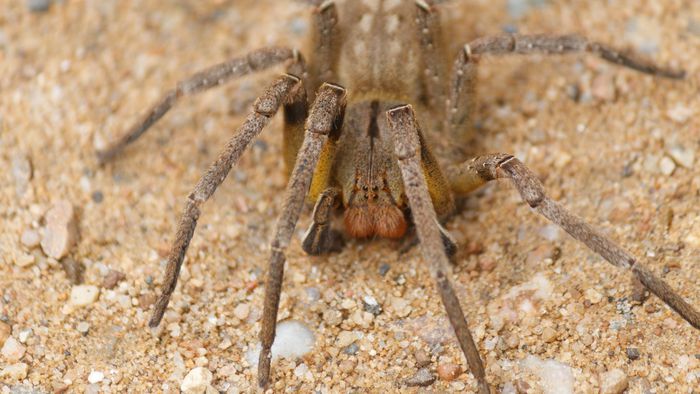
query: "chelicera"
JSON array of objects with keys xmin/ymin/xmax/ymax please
[{"xmin": 98, "ymin": 1, "xmax": 699, "ymax": 392}]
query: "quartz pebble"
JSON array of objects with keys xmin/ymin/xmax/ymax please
[
  {"xmin": 659, "ymin": 156, "xmax": 676, "ymax": 176},
  {"xmin": 584, "ymin": 288, "xmax": 603, "ymax": 304},
  {"xmin": 88, "ymin": 370, "xmax": 104, "ymax": 383},
  {"xmin": 20, "ymin": 229, "xmax": 41, "ymax": 248},
  {"xmin": 668, "ymin": 146, "xmax": 695, "ymax": 168},
  {"xmin": 76, "ymin": 322, "xmax": 90, "ymax": 334},
  {"xmin": 41, "ymin": 200, "xmax": 79, "ymax": 260},
  {"xmin": 233, "ymin": 303, "xmax": 250, "ymax": 320},
  {"xmin": 600, "ymin": 368, "xmax": 628, "ymax": 394},
  {"xmin": 336, "ymin": 330, "xmax": 360, "ymax": 348},
  {"xmin": 70, "ymin": 285, "xmax": 100, "ymax": 307},
  {"xmin": 541, "ymin": 327, "xmax": 558, "ymax": 343},
  {"xmin": 181, "ymin": 367, "xmax": 213, "ymax": 394},
  {"xmin": 1, "ymin": 336, "xmax": 26, "ymax": 362},
  {"xmin": 404, "ymin": 368, "xmax": 435, "ymax": 387},
  {"xmin": 389, "ymin": 296, "xmax": 412, "ymax": 318},
  {"xmin": 0, "ymin": 362, "xmax": 28, "ymax": 381}
]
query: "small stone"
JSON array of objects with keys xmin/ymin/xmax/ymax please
[
  {"xmin": 600, "ymin": 368, "xmax": 628, "ymax": 394},
  {"xmin": 11, "ymin": 153, "xmax": 32, "ymax": 196},
  {"xmin": 91, "ymin": 190, "xmax": 104, "ymax": 203},
  {"xmin": 541, "ymin": 327, "xmax": 558, "ymax": 343},
  {"xmin": 659, "ymin": 156, "xmax": 676, "ymax": 176},
  {"xmin": 20, "ymin": 229, "xmax": 41, "ymax": 248},
  {"xmin": 181, "ymin": 367, "xmax": 213, "ymax": 394},
  {"xmin": 414, "ymin": 349, "xmax": 431, "ymax": 368},
  {"xmin": 378, "ymin": 263, "xmax": 390, "ymax": 276},
  {"xmin": 626, "ymin": 347, "xmax": 640, "ymax": 360},
  {"xmin": 389, "ymin": 296, "xmax": 412, "ymax": 318},
  {"xmin": 336, "ymin": 331, "xmax": 360, "ymax": 348},
  {"xmin": 667, "ymin": 146, "xmax": 695, "ymax": 169},
  {"xmin": 88, "ymin": 370, "xmax": 104, "ymax": 384},
  {"xmin": 591, "ymin": 72, "xmax": 616, "ymax": 102},
  {"xmin": 69, "ymin": 285, "xmax": 100, "ymax": 307},
  {"xmin": 18, "ymin": 329, "xmax": 31, "ymax": 343},
  {"xmin": 76, "ymin": 322, "xmax": 90, "ymax": 334},
  {"xmin": 584, "ymin": 288, "xmax": 603, "ymax": 304},
  {"xmin": 26, "ymin": 0, "xmax": 51, "ymax": 12},
  {"xmin": 233, "ymin": 303, "xmax": 250, "ymax": 320},
  {"xmin": 1, "ymin": 336, "xmax": 26, "ymax": 362},
  {"xmin": 61, "ymin": 258, "xmax": 84, "ymax": 285},
  {"xmin": 437, "ymin": 363, "xmax": 461, "ymax": 381},
  {"xmin": 0, "ymin": 321, "xmax": 11, "ymax": 345},
  {"xmin": 404, "ymin": 368, "xmax": 435, "ymax": 387},
  {"xmin": 41, "ymin": 200, "xmax": 79, "ymax": 260},
  {"xmin": 478, "ymin": 257, "xmax": 497, "ymax": 272},
  {"xmin": 339, "ymin": 359, "xmax": 356, "ymax": 373},
  {"xmin": 343, "ymin": 343, "xmax": 359, "ymax": 355},
  {"xmin": 666, "ymin": 104, "xmax": 693, "ymax": 123},
  {"xmin": 322, "ymin": 309, "xmax": 343, "ymax": 326},
  {"xmin": 362, "ymin": 295, "xmax": 382, "ymax": 315},
  {"xmin": 0, "ymin": 363, "xmax": 28, "ymax": 381},
  {"xmin": 102, "ymin": 269, "xmax": 126, "ymax": 289},
  {"xmin": 13, "ymin": 252, "xmax": 35, "ymax": 268}
]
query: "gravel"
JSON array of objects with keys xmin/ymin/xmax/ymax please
[
  {"xmin": 40, "ymin": 200, "xmax": 78, "ymax": 260},
  {"xmin": 404, "ymin": 368, "xmax": 436, "ymax": 387},
  {"xmin": 1, "ymin": 336, "xmax": 26, "ymax": 362},
  {"xmin": 69, "ymin": 285, "xmax": 100, "ymax": 307},
  {"xmin": 600, "ymin": 368, "xmax": 629, "ymax": 394}
]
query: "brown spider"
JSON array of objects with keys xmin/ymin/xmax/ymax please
[{"xmin": 98, "ymin": 1, "xmax": 699, "ymax": 392}]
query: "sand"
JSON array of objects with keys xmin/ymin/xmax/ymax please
[{"xmin": 1, "ymin": 0, "xmax": 699, "ymax": 392}]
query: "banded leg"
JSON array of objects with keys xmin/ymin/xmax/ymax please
[
  {"xmin": 258, "ymin": 83, "xmax": 347, "ymax": 388},
  {"xmin": 148, "ymin": 74, "xmax": 301, "ymax": 328},
  {"xmin": 465, "ymin": 34, "xmax": 684, "ymax": 78},
  {"xmin": 451, "ymin": 154, "xmax": 700, "ymax": 329},
  {"xmin": 307, "ymin": 1, "xmax": 339, "ymax": 94},
  {"xmin": 302, "ymin": 187, "xmax": 344, "ymax": 255},
  {"xmin": 387, "ymin": 105, "xmax": 491, "ymax": 394},
  {"xmin": 97, "ymin": 47, "xmax": 296, "ymax": 163},
  {"xmin": 415, "ymin": 0, "xmax": 447, "ymax": 109}
]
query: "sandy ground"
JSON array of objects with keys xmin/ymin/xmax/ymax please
[{"xmin": 1, "ymin": 0, "xmax": 699, "ymax": 393}]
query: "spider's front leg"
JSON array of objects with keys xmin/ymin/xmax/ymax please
[
  {"xmin": 387, "ymin": 105, "xmax": 492, "ymax": 394},
  {"xmin": 447, "ymin": 154, "xmax": 700, "ymax": 329},
  {"xmin": 97, "ymin": 47, "xmax": 296, "ymax": 163},
  {"xmin": 258, "ymin": 83, "xmax": 347, "ymax": 388},
  {"xmin": 148, "ymin": 73, "xmax": 302, "ymax": 328}
]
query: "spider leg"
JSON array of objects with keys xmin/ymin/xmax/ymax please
[
  {"xmin": 415, "ymin": 0, "xmax": 446, "ymax": 109},
  {"xmin": 148, "ymin": 74, "xmax": 301, "ymax": 328},
  {"xmin": 302, "ymin": 187, "xmax": 345, "ymax": 255},
  {"xmin": 97, "ymin": 47, "xmax": 297, "ymax": 163},
  {"xmin": 465, "ymin": 34, "xmax": 685, "ymax": 78},
  {"xmin": 387, "ymin": 105, "xmax": 491, "ymax": 394},
  {"xmin": 449, "ymin": 154, "xmax": 700, "ymax": 329},
  {"xmin": 307, "ymin": 1, "xmax": 339, "ymax": 93},
  {"xmin": 258, "ymin": 83, "xmax": 347, "ymax": 388}
]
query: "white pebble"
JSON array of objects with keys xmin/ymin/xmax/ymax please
[
  {"xmin": 659, "ymin": 156, "xmax": 676, "ymax": 176},
  {"xmin": 246, "ymin": 320, "xmax": 315, "ymax": 366},
  {"xmin": 76, "ymin": 322, "xmax": 90, "ymax": 334},
  {"xmin": 0, "ymin": 363, "xmax": 28, "ymax": 381},
  {"xmin": 600, "ymin": 368, "xmax": 628, "ymax": 394},
  {"xmin": 233, "ymin": 303, "xmax": 250, "ymax": 320},
  {"xmin": 520, "ymin": 355, "xmax": 574, "ymax": 394},
  {"xmin": 181, "ymin": 367, "xmax": 213, "ymax": 394},
  {"xmin": 20, "ymin": 229, "xmax": 41, "ymax": 248},
  {"xmin": 668, "ymin": 146, "xmax": 695, "ymax": 169},
  {"xmin": 41, "ymin": 200, "xmax": 79, "ymax": 259},
  {"xmin": 666, "ymin": 104, "xmax": 693, "ymax": 123},
  {"xmin": 70, "ymin": 285, "xmax": 100, "ymax": 307},
  {"xmin": 88, "ymin": 370, "xmax": 105, "ymax": 384},
  {"xmin": 585, "ymin": 288, "xmax": 603, "ymax": 304},
  {"xmin": 18, "ymin": 329, "xmax": 32, "ymax": 343},
  {"xmin": 1, "ymin": 337, "xmax": 26, "ymax": 362},
  {"xmin": 336, "ymin": 330, "xmax": 361, "ymax": 348}
]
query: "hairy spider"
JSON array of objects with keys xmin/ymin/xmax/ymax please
[{"xmin": 98, "ymin": 1, "xmax": 699, "ymax": 392}]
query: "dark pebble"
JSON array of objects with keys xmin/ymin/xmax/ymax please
[
  {"xmin": 626, "ymin": 347, "xmax": 640, "ymax": 360},
  {"xmin": 91, "ymin": 190, "xmax": 104, "ymax": 203},
  {"xmin": 343, "ymin": 343, "xmax": 359, "ymax": 355},
  {"xmin": 378, "ymin": 263, "xmax": 390, "ymax": 276},
  {"xmin": 404, "ymin": 368, "xmax": 435, "ymax": 387},
  {"xmin": 27, "ymin": 0, "xmax": 51, "ymax": 12}
]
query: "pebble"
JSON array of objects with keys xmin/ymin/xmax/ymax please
[
  {"xmin": 541, "ymin": 327, "xmax": 558, "ymax": 343},
  {"xmin": 233, "ymin": 303, "xmax": 250, "ymax": 320},
  {"xmin": 13, "ymin": 252, "xmax": 35, "ymax": 268},
  {"xmin": 343, "ymin": 343, "xmax": 359, "ymax": 355},
  {"xmin": 339, "ymin": 359, "xmax": 356, "ymax": 373},
  {"xmin": 414, "ymin": 349, "xmax": 431, "ymax": 368},
  {"xmin": 404, "ymin": 368, "xmax": 435, "ymax": 387},
  {"xmin": 88, "ymin": 370, "xmax": 104, "ymax": 384},
  {"xmin": 20, "ymin": 229, "xmax": 41, "ymax": 248},
  {"xmin": 336, "ymin": 331, "xmax": 360, "ymax": 348},
  {"xmin": 0, "ymin": 363, "xmax": 28, "ymax": 381},
  {"xmin": 246, "ymin": 320, "xmax": 315, "ymax": 366},
  {"xmin": 18, "ymin": 329, "xmax": 32, "ymax": 343},
  {"xmin": 626, "ymin": 347, "xmax": 640, "ymax": 360},
  {"xmin": 41, "ymin": 200, "xmax": 79, "ymax": 260},
  {"xmin": 11, "ymin": 153, "xmax": 32, "ymax": 196},
  {"xmin": 667, "ymin": 146, "xmax": 695, "ymax": 169},
  {"xmin": 436, "ymin": 363, "xmax": 461, "ymax": 381},
  {"xmin": 102, "ymin": 269, "xmax": 126, "ymax": 289},
  {"xmin": 0, "ymin": 321, "xmax": 11, "ymax": 345},
  {"xmin": 181, "ymin": 367, "xmax": 213, "ymax": 394},
  {"xmin": 76, "ymin": 322, "xmax": 90, "ymax": 334},
  {"xmin": 61, "ymin": 258, "xmax": 84, "ymax": 284},
  {"xmin": 521, "ymin": 355, "xmax": 574, "ymax": 394},
  {"xmin": 362, "ymin": 295, "xmax": 382, "ymax": 315},
  {"xmin": 69, "ymin": 285, "xmax": 100, "ymax": 307},
  {"xmin": 322, "ymin": 309, "xmax": 343, "ymax": 326},
  {"xmin": 584, "ymin": 288, "xmax": 603, "ymax": 304},
  {"xmin": 389, "ymin": 296, "xmax": 412, "ymax": 318},
  {"xmin": 591, "ymin": 72, "xmax": 616, "ymax": 102},
  {"xmin": 600, "ymin": 368, "xmax": 628, "ymax": 394},
  {"xmin": 26, "ymin": 0, "xmax": 51, "ymax": 12},
  {"xmin": 1, "ymin": 336, "xmax": 26, "ymax": 362},
  {"xmin": 658, "ymin": 156, "xmax": 676, "ymax": 176},
  {"xmin": 666, "ymin": 104, "xmax": 692, "ymax": 123}
]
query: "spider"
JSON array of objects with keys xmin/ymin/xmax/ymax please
[{"xmin": 98, "ymin": 1, "xmax": 699, "ymax": 392}]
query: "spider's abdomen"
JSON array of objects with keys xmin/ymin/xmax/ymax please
[{"xmin": 332, "ymin": 0, "xmax": 430, "ymax": 103}]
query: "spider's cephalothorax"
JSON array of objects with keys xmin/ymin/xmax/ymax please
[{"xmin": 98, "ymin": 1, "xmax": 699, "ymax": 392}]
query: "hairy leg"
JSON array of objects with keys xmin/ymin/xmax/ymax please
[
  {"xmin": 148, "ymin": 74, "xmax": 301, "ymax": 327},
  {"xmin": 98, "ymin": 47, "xmax": 296, "ymax": 163},
  {"xmin": 387, "ymin": 105, "xmax": 491, "ymax": 394},
  {"xmin": 258, "ymin": 83, "xmax": 347, "ymax": 388},
  {"xmin": 301, "ymin": 187, "xmax": 344, "ymax": 255},
  {"xmin": 448, "ymin": 154, "xmax": 700, "ymax": 329}
]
